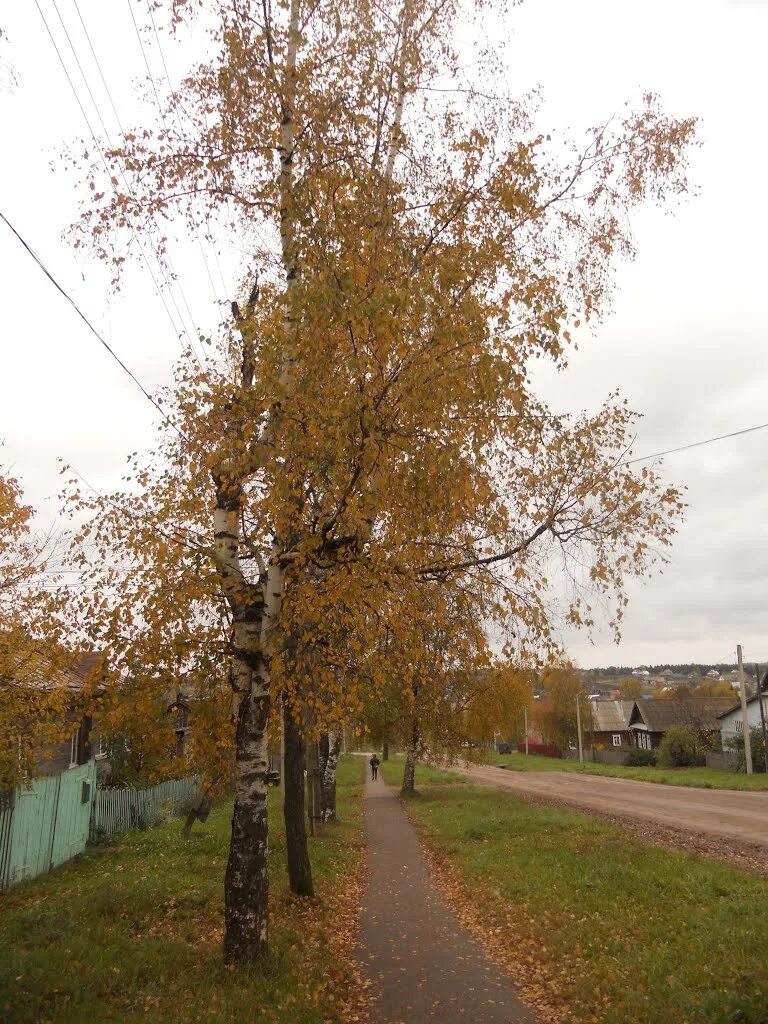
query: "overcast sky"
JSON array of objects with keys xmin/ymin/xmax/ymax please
[{"xmin": 1, "ymin": 0, "xmax": 766, "ymax": 668}]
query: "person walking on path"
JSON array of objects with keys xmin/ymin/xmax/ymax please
[
  {"xmin": 369, "ymin": 754, "xmax": 380, "ymax": 781},
  {"xmin": 357, "ymin": 772, "xmax": 533, "ymax": 1022}
]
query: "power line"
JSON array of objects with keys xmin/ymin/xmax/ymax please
[
  {"xmin": 133, "ymin": 0, "xmax": 223, "ymax": 312},
  {"xmin": 0, "ymin": 209, "xmax": 181, "ymax": 436},
  {"xmin": 34, "ymin": 0, "xmax": 191, "ymax": 357},
  {"xmin": 626, "ymin": 421, "xmax": 768, "ymax": 467},
  {"xmin": 38, "ymin": 0, "xmax": 206, "ymax": 362}
]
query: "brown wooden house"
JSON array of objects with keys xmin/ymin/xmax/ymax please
[{"xmin": 628, "ymin": 697, "xmax": 738, "ymax": 750}]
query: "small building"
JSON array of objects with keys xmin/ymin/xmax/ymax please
[
  {"xmin": 587, "ymin": 699, "xmax": 634, "ymax": 748},
  {"xmin": 718, "ymin": 687, "xmax": 768, "ymax": 748},
  {"xmin": 628, "ymin": 697, "xmax": 738, "ymax": 750},
  {"xmin": 3, "ymin": 649, "xmax": 108, "ymax": 784}
]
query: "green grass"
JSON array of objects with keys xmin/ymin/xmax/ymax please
[
  {"xmin": 490, "ymin": 751, "xmax": 768, "ymax": 790},
  {"xmin": 0, "ymin": 757, "xmax": 365, "ymax": 1024},
  {"xmin": 379, "ymin": 758, "xmax": 768, "ymax": 1024}
]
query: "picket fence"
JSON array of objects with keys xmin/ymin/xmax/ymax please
[
  {"xmin": 90, "ymin": 775, "xmax": 200, "ymax": 841},
  {"xmin": 0, "ymin": 767, "xmax": 200, "ymax": 888}
]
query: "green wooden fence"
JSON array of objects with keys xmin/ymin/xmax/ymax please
[
  {"xmin": 0, "ymin": 767, "xmax": 199, "ymax": 889},
  {"xmin": 0, "ymin": 761, "xmax": 96, "ymax": 889}
]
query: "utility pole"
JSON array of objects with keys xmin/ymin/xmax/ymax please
[
  {"xmin": 737, "ymin": 645, "xmax": 753, "ymax": 775},
  {"xmin": 755, "ymin": 665, "xmax": 768, "ymax": 773},
  {"xmin": 524, "ymin": 705, "xmax": 529, "ymax": 755},
  {"xmin": 576, "ymin": 693, "xmax": 584, "ymax": 764}
]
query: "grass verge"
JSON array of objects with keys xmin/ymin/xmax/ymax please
[
  {"xmin": 491, "ymin": 751, "xmax": 768, "ymax": 791},
  {"xmin": 380, "ymin": 758, "xmax": 768, "ymax": 1024},
  {"xmin": 0, "ymin": 756, "xmax": 366, "ymax": 1024}
]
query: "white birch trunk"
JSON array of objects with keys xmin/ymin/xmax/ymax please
[{"xmin": 321, "ymin": 730, "xmax": 342, "ymax": 820}]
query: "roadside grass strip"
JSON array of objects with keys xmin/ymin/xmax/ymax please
[
  {"xmin": 492, "ymin": 752, "xmax": 768, "ymax": 791},
  {"xmin": 0, "ymin": 757, "xmax": 367, "ymax": 1024},
  {"xmin": 380, "ymin": 759, "xmax": 768, "ymax": 1024}
]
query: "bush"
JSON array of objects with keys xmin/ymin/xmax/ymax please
[
  {"xmin": 725, "ymin": 727, "xmax": 768, "ymax": 774},
  {"xmin": 626, "ymin": 747, "xmax": 657, "ymax": 767},
  {"xmin": 658, "ymin": 726, "xmax": 703, "ymax": 768}
]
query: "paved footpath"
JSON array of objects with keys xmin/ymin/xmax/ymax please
[
  {"xmin": 463, "ymin": 764, "xmax": 768, "ymax": 846},
  {"xmin": 357, "ymin": 773, "xmax": 534, "ymax": 1024}
]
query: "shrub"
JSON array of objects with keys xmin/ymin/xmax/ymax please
[
  {"xmin": 725, "ymin": 727, "xmax": 768, "ymax": 774},
  {"xmin": 658, "ymin": 725, "xmax": 703, "ymax": 767},
  {"xmin": 626, "ymin": 747, "xmax": 657, "ymax": 767}
]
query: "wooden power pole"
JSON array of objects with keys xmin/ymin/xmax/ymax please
[
  {"xmin": 576, "ymin": 694, "xmax": 584, "ymax": 765},
  {"xmin": 737, "ymin": 645, "xmax": 753, "ymax": 775}
]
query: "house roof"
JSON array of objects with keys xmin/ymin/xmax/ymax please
[
  {"xmin": 718, "ymin": 689, "xmax": 768, "ymax": 720},
  {"xmin": 630, "ymin": 697, "xmax": 738, "ymax": 733},
  {"xmin": 589, "ymin": 700, "xmax": 633, "ymax": 732},
  {"xmin": 1, "ymin": 644, "xmax": 103, "ymax": 692}
]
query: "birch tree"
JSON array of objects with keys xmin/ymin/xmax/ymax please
[{"xmin": 66, "ymin": 0, "xmax": 697, "ymax": 961}]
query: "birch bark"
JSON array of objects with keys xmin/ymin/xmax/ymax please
[
  {"xmin": 220, "ymin": 0, "xmax": 301, "ymax": 958},
  {"xmin": 321, "ymin": 730, "xmax": 342, "ymax": 819}
]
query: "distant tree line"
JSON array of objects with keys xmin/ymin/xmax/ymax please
[{"xmin": 585, "ymin": 663, "xmax": 766, "ymax": 679}]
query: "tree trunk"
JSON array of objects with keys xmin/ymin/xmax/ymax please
[
  {"xmin": 223, "ymin": 676, "xmax": 270, "ymax": 963},
  {"xmin": 283, "ymin": 700, "xmax": 313, "ymax": 896},
  {"xmin": 318, "ymin": 732, "xmax": 329, "ymax": 778},
  {"xmin": 402, "ymin": 721, "xmax": 418, "ymax": 794},
  {"xmin": 321, "ymin": 731, "xmax": 342, "ymax": 820},
  {"xmin": 382, "ymin": 741, "xmax": 389, "ymax": 761}
]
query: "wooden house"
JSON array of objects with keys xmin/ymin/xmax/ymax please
[
  {"xmin": 586, "ymin": 699, "xmax": 634, "ymax": 748},
  {"xmin": 628, "ymin": 697, "xmax": 738, "ymax": 750}
]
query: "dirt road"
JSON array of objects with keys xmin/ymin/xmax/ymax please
[{"xmin": 463, "ymin": 764, "xmax": 768, "ymax": 847}]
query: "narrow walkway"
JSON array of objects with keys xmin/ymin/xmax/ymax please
[{"xmin": 357, "ymin": 773, "xmax": 534, "ymax": 1023}]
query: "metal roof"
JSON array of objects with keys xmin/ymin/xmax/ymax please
[{"xmin": 588, "ymin": 700, "xmax": 633, "ymax": 732}]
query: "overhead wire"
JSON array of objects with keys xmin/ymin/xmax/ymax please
[
  {"xmin": 42, "ymin": 0, "xmax": 207, "ymax": 363},
  {"xmin": 144, "ymin": 0, "xmax": 226, "ymax": 306},
  {"xmin": 626, "ymin": 421, "xmax": 768, "ymax": 467},
  {"xmin": 126, "ymin": 0, "xmax": 222, "ymax": 321},
  {"xmin": 0, "ymin": 209, "xmax": 183, "ymax": 438},
  {"xmin": 34, "ymin": 0, "xmax": 195, "ymax": 362},
  {"xmin": 139, "ymin": 0, "xmax": 229, "ymax": 299}
]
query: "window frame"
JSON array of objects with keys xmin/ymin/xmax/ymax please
[{"xmin": 69, "ymin": 727, "xmax": 80, "ymax": 768}]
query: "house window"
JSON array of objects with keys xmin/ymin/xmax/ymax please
[
  {"xmin": 736, "ymin": 720, "xmax": 743, "ymax": 734},
  {"xmin": 612, "ymin": 734, "xmax": 622, "ymax": 747},
  {"xmin": 95, "ymin": 734, "xmax": 107, "ymax": 759},
  {"xmin": 69, "ymin": 728, "xmax": 80, "ymax": 767}
]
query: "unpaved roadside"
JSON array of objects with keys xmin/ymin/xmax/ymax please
[{"xmin": 461, "ymin": 764, "xmax": 768, "ymax": 875}]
